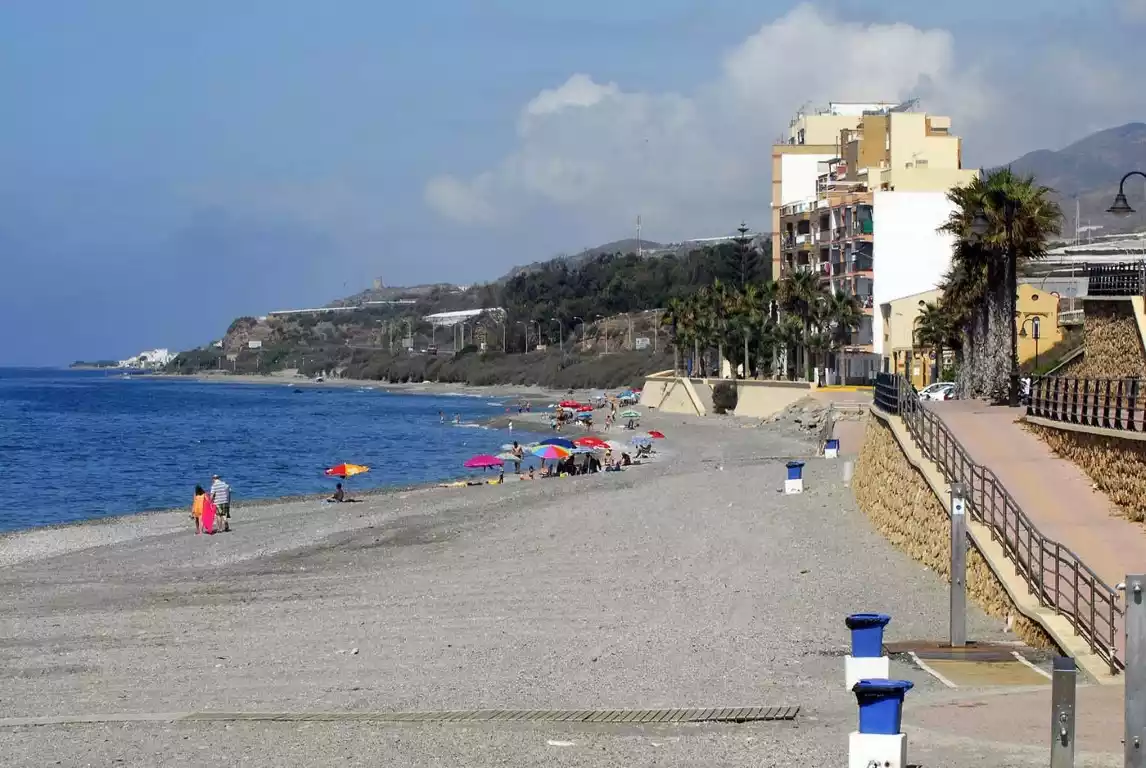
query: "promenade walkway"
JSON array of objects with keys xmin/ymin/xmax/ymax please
[{"xmin": 930, "ymin": 400, "xmax": 1146, "ymax": 589}]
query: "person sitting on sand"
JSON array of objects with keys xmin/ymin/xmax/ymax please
[
  {"xmin": 329, "ymin": 482, "xmax": 345, "ymax": 502},
  {"xmin": 191, "ymin": 485, "xmax": 207, "ymax": 534}
]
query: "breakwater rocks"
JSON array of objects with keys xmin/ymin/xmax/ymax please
[{"xmin": 853, "ymin": 416, "xmax": 1055, "ymax": 650}]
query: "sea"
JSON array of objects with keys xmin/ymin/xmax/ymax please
[{"xmin": 0, "ymin": 368, "xmax": 544, "ymax": 533}]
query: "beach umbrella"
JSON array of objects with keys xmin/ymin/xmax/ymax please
[
  {"xmin": 531, "ymin": 444, "xmax": 571, "ymax": 460},
  {"xmin": 559, "ymin": 400, "xmax": 580, "ymax": 408},
  {"xmin": 646, "ymin": 430, "xmax": 665, "ymax": 439},
  {"xmin": 620, "ymin": 409, "xmax": 641, "ymax": 419},
  {"xmin": 539, "ymin": 437, "xmax": 576, "ymax": 449},
  {"xmin": 576, "ymin": 404, "xmax": 593, "ymax": 412},
  {"xmin": 576, "ymin": 413, "xmax": 592, "ymax": 421},
  {"xmin": 463, "ymin": 454, "xmax": 504, "ymax": 469},
  {"xmin": 575, "ymin": 436, "xmax": 608, "ymax": 448},
  {"xmin": 325, "ymin": 463, "xmax": 370, "ymax": 478},
  {"xmin": 630, "ymin": 435, "xmax": 652, "ymax": 446}
]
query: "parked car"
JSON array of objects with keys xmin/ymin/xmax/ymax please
[{"xmin": 918, "ymin": 382, "xmax": 956, "ymax": 401}]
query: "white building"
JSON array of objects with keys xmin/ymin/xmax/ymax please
[{"xmin": 118, "ymin": 348, "xmax": 175, "ymax": 369}]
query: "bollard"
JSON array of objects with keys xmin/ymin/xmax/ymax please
[
  {"xmin": 849, "ymin": 679, "xmax": 912, "ymax": 768},
  {"xmin": 844, "ymin": 613, "xmax": 891, "ymax": 690},
  {"xmin": 842, "ymin": 460, "xmax": 854, "ymax": 487},
  {"xmin": 1126, "ymin": 574, "xmax": 1146, "ymax": 768},
  {"xmin": 949, "ymin": 482, "xmax": 967, "ymax": 647},
  {"xmin": 784, "ymin": 461, "xmax": 805, "ymax": 494},
  {"xmin": 824, "ymin": 438, "xmax": 840, "ymax": 459},
  {"xmin": 1050, "ymin": 656, "xmax": 1076, "ymax": 768}
]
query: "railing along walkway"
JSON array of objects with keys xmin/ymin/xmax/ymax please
[
  {"xmin": 873, "ymin": 374, "xmax": 1124, "ymax": 673},
  {"xmin": 1030, "ymin": 375, "xmax": 1146, "ymax": 432}
]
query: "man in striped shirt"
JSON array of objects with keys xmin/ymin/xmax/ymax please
[{"xmin": 210, "ymin": 474, "xmax": 232, "ymax": 532}]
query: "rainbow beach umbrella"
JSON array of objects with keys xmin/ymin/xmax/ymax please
[{"xmin": 531, "ymin": 444, "xmax": 571, "ymax": 461}]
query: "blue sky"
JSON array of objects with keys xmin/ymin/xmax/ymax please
[{"xmin": 0, "ymin": 0, "xmax": 1141, "ymax": 365}]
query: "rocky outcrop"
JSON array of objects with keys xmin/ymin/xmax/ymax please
[
  {"xmin": 854, "ymin": 416, "xmax": 1055, "ymax": 649},
  {"xmin": 1025, "ymin": 423, "xmax": 1146, "ymax": 523},
  {"xmin": 1070, "ymin": 301, "xmax": 1146, "ymax": 378}
]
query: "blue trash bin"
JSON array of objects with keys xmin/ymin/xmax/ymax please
[
  {"xmin": 785, "ymin": 461, "xmax": 805, "ymax": 480},
  {"xmin": 853, "ymin": 679, "xmax": 913, "ymax": 735},
  {"xmin": 845, "ymin": 613, "xmax": 891, "ymax": 658}
]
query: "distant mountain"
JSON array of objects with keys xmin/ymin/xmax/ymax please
[{"xmin": 1004, "ymin": 122, "xmax": 1146, "ymax": 236}]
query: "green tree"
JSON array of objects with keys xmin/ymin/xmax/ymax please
[
  {"xmin": 914, "ymin": 300, "xmax": 957, "ymax": 383},
  {"xmin": 779, "ymin": 271, "xmax": 821, "ymax": 380}
]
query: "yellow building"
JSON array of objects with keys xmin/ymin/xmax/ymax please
[{"xmin": 880, "ymin": 284, "xmax": 1064, "ymax": 388}]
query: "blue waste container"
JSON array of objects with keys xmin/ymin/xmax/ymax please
[
  {"xmin": 853, "ymin": 679, "xmax": 913, "ymax": 735},
  {"xmin": 785, "ymin": 461, "xmax": 805, "ymax": 480},
  {"xmin": 845, "ymin": 613, "xmax": 891, "ymax": 658},
  {"xmin": 825, "ymin": 438, "xmax": 840, "ymax": 452}
]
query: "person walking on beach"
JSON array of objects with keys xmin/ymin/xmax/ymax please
[
  {"xmin": 511, "ymin": 440, "xmax": 524, "ymax": 473},
  {"xmin": 191, "ymin": 485, "xmax": 207, "ymax": 534},
  {"xmin": 210, "ymin": 474, "xmax": 232, "ymax": 532}
]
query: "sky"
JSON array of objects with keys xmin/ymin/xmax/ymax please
[{"xmin": 2, "ymin": 0, "xmax": 1145, "ymax": 365}]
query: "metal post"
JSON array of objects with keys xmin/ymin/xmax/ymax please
[
  {"xmin": 1126, "ymin": 574, "xmax": 1146, "ymax": 768},
  {"xmin": 949, "ymin": 482, "xmax": 967, "ymax": 647},
  {"xmin": 1049, "ymin": 656, "xmax": 1076, "ymax": 768}
]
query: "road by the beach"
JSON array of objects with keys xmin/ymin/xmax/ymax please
[{"xmin": 0, "ymin": 409, "xmax": 1111, "ymax": 766}]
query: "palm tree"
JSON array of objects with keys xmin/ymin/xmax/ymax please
[
  {"xmin": 660, "ymin": 297, "xmax": 686, "ymax": 375},
  {"xmin": 822, "ymin": 290, "xmax": 862, "ymax": 381},
  {"xmin": 779, "ymin": 271, "xmax": 821, "ymax": 380},
  {"xmin": 914, "ymin": 300, "xmax": 955, "ymax": 384},
  {"xmin": 708, "ymin": 279, "xmax": 733, "ymax": 378},
  {"xmin": 732, "ymin": 284, "xmax": 764, "ymax": 378},
  {"xmin": 940, "ymin": 168, "xmax": 1062, "ymax": 401}
]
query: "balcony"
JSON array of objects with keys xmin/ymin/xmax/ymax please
[
  {"xmin": 795, "ymin": 233, "xmax": 812, "ymax": 245},
  {"xmin": 850, "ymin": 257, "xmax": 874, "ymax": 273}
]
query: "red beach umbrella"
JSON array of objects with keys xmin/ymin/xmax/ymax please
[
  {"xmin": 559, "ymin": 400, "xmax": 581, "ymax": 408},
  {"xmin": 646, "ymin": 430, "xmax": 666, "ymax": 439},
  {"xmin": 574, "ymin": 436, "xmax": 609, "ymax": 449}
]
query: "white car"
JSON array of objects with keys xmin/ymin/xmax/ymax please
[{"xmin": 918, "ymin": 382, "xmax": 956, "ymax": 401}]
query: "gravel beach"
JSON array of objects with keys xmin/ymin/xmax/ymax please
[{"xmin": 0, "ymin": 410, "xmax": 1084, "ymax": 766}]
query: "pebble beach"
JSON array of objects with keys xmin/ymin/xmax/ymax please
[{"xmin": 0, "ymin": 402, "xmax": 1074, "ymax": 767}]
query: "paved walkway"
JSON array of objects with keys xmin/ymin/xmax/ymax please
[{"xmin": 931, "ymin": 400, "xmax": 1146, "ymax": 589}]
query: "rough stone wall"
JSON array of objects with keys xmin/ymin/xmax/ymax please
[
  {"xmin": 1026, "ymin": 423, "xmax": 1146, "ymax": 523},
  {"xmin": 1071, "ymin": 301, "xmax": 1146, "ymax": 378},
  {"xmin": 854, "ymin": 416, "xmax": 1056, "ymax": 649}
]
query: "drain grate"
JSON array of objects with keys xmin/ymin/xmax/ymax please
[
  {"xmin": 183, "ymin": 706, "xmax": 800, "ymax": 725},
  {"xmin": 0, "ymin": 706, "xmax": 799, "ymax": 728}
]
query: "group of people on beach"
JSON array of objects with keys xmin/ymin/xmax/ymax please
[{"xmin": 190, "ymin": 474, "xmax": 232, "ymax": 534}]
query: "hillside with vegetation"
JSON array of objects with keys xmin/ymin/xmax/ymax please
[{"xmin": 166, "ymin": 230, "xmax": 769, "ymax": 388}]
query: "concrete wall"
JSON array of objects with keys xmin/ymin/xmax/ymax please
[
  {"xmin": 640, "ymin": 376, "xmax": 811, "ymax": 419},
  {"xmin": 854, "ymin": 416, "xmax": 1054, "ymax": 649},
  {"xmin": 732, "ymin": 381, "xmax": 811, "ymax": 418},
  {"xmin": 871, "ymin": 191, "xmax": 957, "ymax": 355}
]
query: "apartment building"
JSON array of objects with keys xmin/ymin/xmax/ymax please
[{"xmin": 772, "ymin": 102, "xmax": 977, "ymax": 382}]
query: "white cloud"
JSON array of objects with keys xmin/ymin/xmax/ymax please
[{"xmin": 423, "ymin": 3, "xmax": 1142, "ymax": 241}]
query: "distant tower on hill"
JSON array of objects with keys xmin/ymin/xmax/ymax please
[{"xmin": 372, "ymin": 278, "xmax": 383, "ymax": 291}]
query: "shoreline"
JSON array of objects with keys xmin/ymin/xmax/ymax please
[{"xmin": 143, "ymin": 371, "xmax": 603, "ymax": 403}]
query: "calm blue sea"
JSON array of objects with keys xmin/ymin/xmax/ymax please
[{"xmin": 0, "ymin": 369, "xmax": 543, "ymax": 533}]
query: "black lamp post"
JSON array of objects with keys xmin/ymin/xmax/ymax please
[
  {"xmin": 970, "ymin": 198, "xmax": 1020, "ymax": 406},
  {"xmin": 1106, "ymin": 171, "xmax": 1146, "ymax": 216},
  {"xmin": 1019, "ymin": 316, "xmax": 1041, "ymax": 372}
]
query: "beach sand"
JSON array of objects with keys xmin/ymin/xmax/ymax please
[{"xmin": 0, "ymin": 412, "xmax": 1070, "ymax": 767}]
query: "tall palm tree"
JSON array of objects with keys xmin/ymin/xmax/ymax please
[
  {"xmin": 914, "ymin": 300, "xmax": 955, "ymax": 384},
  {"xmin": 779, "ymin": 271, "xmax": 821, "ymax": 380},
  {"xmin": 822, "ymin": 290, "xmax": 862, "ymax": 381},
  {"xmin": 708, "ymin": 279, "xmax": 733, "ymax": 378},
  {"xmin": 660, "ymin": 297, "xmax": 686, "ymax": 375},
  {"xmin": 940, "ymin": 168, "xmax": 1062, "ymax": 401},
  {"xmin": 732, "ymin": 284, "xmax": 764, "ymax": 378}
]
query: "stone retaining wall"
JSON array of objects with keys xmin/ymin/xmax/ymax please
[
  {"xmin": 1025, "ymin": 423, "xmax": 1146, "ymax": 523},
  {"xmin": 853, "ymin": 416, "xmax": 1055, "ymax": 649},
  {"xmin": 1068, "ymin": 301, "xmax": 1146, "ymax": 378}
]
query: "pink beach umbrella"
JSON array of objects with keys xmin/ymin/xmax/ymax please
[{"xmin": 463, "ymin": 454, "xmax": 505, "ymax": 469}]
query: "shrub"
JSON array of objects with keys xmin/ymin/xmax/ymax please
[{"xmin": 711, "ymin": 381, "xmax": 738, "ymax": 414}]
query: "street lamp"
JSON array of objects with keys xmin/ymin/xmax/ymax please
[
  {"xmin": 1019, "ymin": 316, "xmax": 1041, "ymax": 372},
  {"xmin": 595, "ymin": 314, "xmax": 608, "ymax": 355},
  {"xmin": 1107, "ymin": 171, "xmax": 1146, "ymax": 216},
  {"xmin": 532, "ymin": 320, "xmax": 541, "ymax": 350},
  {"xmin": 516, "ymin": 321, "xmax": 529, "ymax": 352},
  {"xmin": 573, "ymin": 316, "xmax": 584, "ymax": 348}
]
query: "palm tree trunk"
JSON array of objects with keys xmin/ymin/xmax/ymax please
[
  {"xmin": 743, "ymin": 336, "xmax": 750, "ymax": 380},
  {"xmin": 717, "ymin": 342, "xmax": 724, "ymax": 378},
  {"xmin": 693, "ymin": 339, "xmax": 700, "ymax": 378}
]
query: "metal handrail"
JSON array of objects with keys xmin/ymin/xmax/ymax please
[
  {"xmin": 1030, "ymin": 375, "xmax": 1145, "ymax": 433},
  {"xmin": 873, "ymin": 373, "xmax": 1122, "ymax": 673}
]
